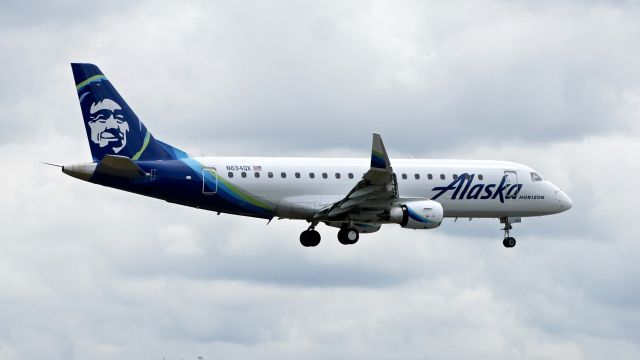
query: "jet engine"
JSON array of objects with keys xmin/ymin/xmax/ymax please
[{"xmin": 389, "ymin": 200, "xmax": 443, "ymax": 229}]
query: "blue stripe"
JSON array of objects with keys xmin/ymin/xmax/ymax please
[
  {"xmin": 371, "ymin": 154, "xmax": 386, "ymax": 168},
  {"xmin": 407, "ymin": 207, "xmax": 431, "ymax": 223},
  {"xmin": 179, "ymin": 158, "xmax": 273, "ymax": 217}
]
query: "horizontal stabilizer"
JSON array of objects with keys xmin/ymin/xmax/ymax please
[{"xmin": 96, "ymin": 155, "xmax": 146, "ymax": 179}]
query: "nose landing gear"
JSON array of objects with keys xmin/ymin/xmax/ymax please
[
  {"xmin": 503, "ymin": 236, "xmax": 516, "ymax": 248},
  {"xmin": 500, "ymin": 217, "xmax": 520, "ymax": 248}
]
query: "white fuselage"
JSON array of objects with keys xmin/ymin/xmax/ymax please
[{"xmin": 194, "ymin": 157, "xmax": 572, "ymax": 220}]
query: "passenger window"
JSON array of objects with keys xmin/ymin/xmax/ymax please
[
  {"xmin": 465, "ymin": 174, "xmax": 471, "ymax": 180},
  {"xmin": 322, "ymin": 172, "xmax": 328, "ymax": 179},
  {"xmin": 254, "ymin": 172, "xmax": 260, "ymax": 178},
  {"xmin": 427, "ymin": 174, "xmax": 433, "ymax": 180},
  {"xmin": 268, "ymin": 172, "xmax": 273, "ymax": 178},
  {"xmin": 228, "ymin": 172, "xmax": 234, "ymax": 178},
  {"xmin": 531, "ymin": 172, "xmax": 543, "ymax": 182},
  {"xmin": 402, "ymin": 173, "xmax": 407, "ymax": 180},
  {"xmin": 281, "ymin": 172, "xmax": 286, "ymax": 178},
  {"xmin": 440, "ymin": 174, "xmax": 445, "ymax": 180},
  {"xmin": 309, "ymin": 172, "xmax": 315, "ymax": 179},
  {"xmin": 348, "ymin": 173, "xmax": 354, "ymax": 179},
  {"xmin": 241, "ymin": 172, "xmax": 247, "ymax": 178},
  {"xmin": 478, "ymin": 174, "xmax": 483, "ymax": 180},
  {"xmin": 295, "ymin": 172, "xmax": 300, "ymax": 178},
  {"xmin": 414, "ymin": 174, "xmax": 420, "ymax": 180},
  {"xmin": 453, "ymin": 174, "xmax": 458, "ymax": 180},
  {"xmin": 335, "ymin": 173, "xmax": 341, "ymax": 179}
]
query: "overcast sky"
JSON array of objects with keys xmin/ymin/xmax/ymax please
[{"xmin": 1, "ymin": 0, "xmax": 639, "ymax": 359}]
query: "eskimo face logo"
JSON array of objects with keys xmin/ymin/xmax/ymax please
[{"xmin": 87, "ymin": 98, "xmax": 129, "ymax": 153}]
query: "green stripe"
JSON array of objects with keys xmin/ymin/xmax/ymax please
[
  {"xmin": 131, "ymin": 131, "xmax": 151, "ymax": 160},
  {"xmin": 76, "ymin": 75, "xmax": 106, "ymax": 90},
  {"xmin": 186, "ymin": 158, "xmax": 274, "ymax": 212},
  {"xmin": 217, "ymin": 176, "xmax": 274, "ymax": 210}
]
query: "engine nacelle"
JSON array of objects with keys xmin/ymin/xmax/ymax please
[{"xmin": 389, "ymin": 200, "xmax": 443, "ymax": 229}]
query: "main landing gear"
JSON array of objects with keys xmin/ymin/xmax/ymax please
[
  {"xmin": 299, "ymin": 223, "xmax": 361, "ymax": 247},
  {"xmin": 500, "ymin": 217, "xmax": 518, "ymax": 248},
  {"xmin": 300, "ymin": 222, "xmax": 321, "ymax": 247},
  {"xmin": 337, "ymin": 227, "xmax": 359, "ymax": 245}
]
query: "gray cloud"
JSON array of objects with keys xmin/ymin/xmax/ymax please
[
  {"xmin": 2, "ymin": 0, "xmax": 640, "ymax": 154},
  {"xmin": 1, "ymin": 0, "xmax": 639, "ymax": 359}
]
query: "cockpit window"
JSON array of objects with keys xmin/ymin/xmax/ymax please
[{"xmin": 530, "ymin": 172, "xmax": 543, "ymax": 182}]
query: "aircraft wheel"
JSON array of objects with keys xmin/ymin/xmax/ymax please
[
  {"xmin": 503, "ymin": 237, "xmax": 516, "ymax": 248},
  {"xmin": 338, "ymin": 228, "xmax": 359, "ymax": 245},
  {"xmin": 300, "ymin": 230, "xmax": 321, "ymax": 247}
]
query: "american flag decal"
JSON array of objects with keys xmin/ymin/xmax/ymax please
[{"xmin": 253, "ymin": 165, "xmax": 262, "ymax": 172}]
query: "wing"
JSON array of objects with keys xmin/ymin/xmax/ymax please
[{"xmin": 314, "ymin": 133, "xmax": 398, "ymax": 222}]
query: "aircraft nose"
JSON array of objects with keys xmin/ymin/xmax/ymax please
[{"xmin": 556, "ymin": 190, "xmax": 573, "ymax": 211}]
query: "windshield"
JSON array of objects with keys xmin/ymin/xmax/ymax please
[{"xmin": 530, "ymin": 172, "xmax": 543, "ymax": 182}]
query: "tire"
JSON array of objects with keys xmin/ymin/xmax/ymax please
[
  {"xmin": 338, "ymin": 228, "xmax": 359, "ymax": 245},
  {"xmin": 308, "ymin": 230, "xmax": 321, "ymax": 247},
  {"xmin": 300, "ymin": 230, "xmax": 321, "ymax": 247},
  {"xmin": 503, "ymin": 237, "xmax": 516, "ymax": 248}
]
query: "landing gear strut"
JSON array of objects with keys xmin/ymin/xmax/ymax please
[
  {"xmin": 300, "ymin": 222, "xmax": 321, "ymax": 247},
  {"xmin": 337, "ymin": 227, "xmax": 359, "ymax": 245},
  {"xmin": 500, "ymin": 217, "xmax": 517, "ymax": 248}
]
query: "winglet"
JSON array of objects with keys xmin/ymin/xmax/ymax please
[{"xmin": 370, "ymin": 133, "xmax": 391, "ymax": 171}]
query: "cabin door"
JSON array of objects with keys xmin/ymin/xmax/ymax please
[{"xmin": 202, "ymin": 168, "xmax": 217, "ymax": 195}]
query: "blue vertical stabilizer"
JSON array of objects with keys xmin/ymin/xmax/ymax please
[{"xmin": 71, "ymin": 63, "xmax": 186, "ymax": 161}]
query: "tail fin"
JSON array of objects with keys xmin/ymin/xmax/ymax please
[{"xmin": 71, "ymin": 63, "xmax": 186, "ymax": 161}]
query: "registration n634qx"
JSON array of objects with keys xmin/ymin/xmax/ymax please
[{"xmin": 55, "ymin": 63, "xmax": 572, "ymax": 248}]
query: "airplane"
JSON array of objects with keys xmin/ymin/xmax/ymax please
[{"xmin": 56, "ymin": 63, "xmax": 573, "ymax": 248}]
